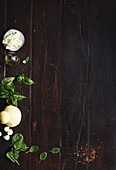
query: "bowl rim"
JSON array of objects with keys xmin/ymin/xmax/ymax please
[{"xmin": 3, "ymin": 29, "xmax": 25, "ymax": 51}]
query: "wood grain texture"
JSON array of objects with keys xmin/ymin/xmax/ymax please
[{"xmin": 0, "ymin": 0, "xmax": 115, "ymax": 169}]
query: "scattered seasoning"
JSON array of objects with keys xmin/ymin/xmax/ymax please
[{"xmin": 73, "ymin": 144, "xmax": 97, "ymax": 165}]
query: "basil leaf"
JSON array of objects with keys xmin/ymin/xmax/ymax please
[
  {"xmin": 17, "ymin": 74, "xmax": 34, "ymax": 85},
  {"xmin": 6, "ymin": 98, "xmax": 11, "ymax": 105},
  {"xmin": 1, "ymin": 77, "xmax": 15, "ymax": 86},
  {"xmin": 0, "ymin": 95, "xmax": 7, "ymax": 98},
  {"xmin": 6, "ymin": 151, "xmax": 15, "ymax": 162},
  {"xmin": 39, "ymin": 152, "xmax": 47, "ymax": 163},
  {"xmin": 5, "ymin": 81, "xmax": 14, "ymax": 90},
  {"xmin": 26, "ymin": 145, "xmax": 39, "ymax": 153},
  {"xmin": 22, "ymin": 78, "xmax": 34, "ymax": 85},
  {"xmin": 14, "ymin": 86, "xmax": 22, "ymax": 91},
  {"xmin": 12, "ymin": 133, "xmax": 24, "ymax": 144},
  {"xmin": 22, "ymin": 56, "xmax": 29, "ymax": 64},
  {"xmin": 6, "ymin": 151, "xmax": 16, "ymax": 163},
  {"xmin": 13, "ymin": 94, "xmax": 26, "ymax": 101},
  {"xmin": 11, "ymin": 98, "xmax": 18, "ymax": 107},
  {"xmin": 20, "ymin": 142, "xmax": 29, "ymax": 152},
  {"xmin": 17, "ymin": 74, "xmax": 25, "ymax": 82},
  {"xmin": 6, "ymin": 151, "xmax": 20, "ymax": 165},
  {"xmin": 14, "ymin": 141, "xmax": 23, "ymax": 150},
  {"xmin": 12, "ymin": 133, "xmax": 24, "ymax": 150},
  {"xmin": 14, "ymin": 150, "xmax": 19, "ymax": 160},
  {"xmin": 49, "ymin": 148, "xmax": 60, "ymax": 154},
  {"xmin": 0, "ymin": 84, "xmax": 8, "ymax": 92}
]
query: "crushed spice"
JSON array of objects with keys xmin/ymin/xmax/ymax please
[{"xmin": 73, "ymin": 144, "xmax": 96, "ymax": 165}]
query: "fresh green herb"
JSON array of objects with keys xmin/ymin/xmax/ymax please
[
  {"xmin": 22, "ymin": 56, "xmax": 29, "ymax": 64},
  {"xmin": 1, "ymin": 77, "xmax": 15, "ymax": 86},
  {"xmin": 11, "ymin": 133, "xmax": 24, "ymax": 146},
  {"xmin": 6, "ymin": 133, "xmax": 31, "ymax": 165},
  {"xmin": 22, "ymin": 77, "xmax": 34, "ymax": 85},
  {"xmin": 49, "ymin": 148, "xmax": 60, "ymax": 154},
  {"xmin": 11, "ymin": 133, "xmax": 24, "ymax": 150},
  {"xmin": 0, "ymin": 74, "xmax": 34, "ymax": 106},
  {"xmin": 39, "ymin": 152, "xmax": 47, "ymax": 163},
  {"xmin": 19, "ymin": 142, "xmax": 29, "ymax": 152},
  {"xmin": 26, "ymin": 145, "xmax": 39, "ymax": 154},
  {"xmin": 6, "ymin": 151, "xmax": 20, "ymax": 165},
  {"xmin": 17, "ymin": 74, "xmax": 34, "ymax": 85}
]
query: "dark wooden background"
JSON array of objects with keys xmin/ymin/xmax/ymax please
[{"xmin": 0, "ymin": 0, "xmax": 116, "ymax": 169}]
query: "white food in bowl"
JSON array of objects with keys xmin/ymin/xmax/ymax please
[{"xmin": 2, "ymin": 29, "xmax": 25, "ymax": 51}]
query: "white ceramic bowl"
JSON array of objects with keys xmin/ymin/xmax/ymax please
[{"xmin": 2, "ymin": 29, "xmax": 25, "ymax": 51}]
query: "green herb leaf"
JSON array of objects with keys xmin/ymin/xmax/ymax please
[
  {"xmin": 22, "ymin": 56, "xmax": 29, "ymax": 64},
  {"xmin": 19, "ymin": 142, "xmax": 29, "ymax": 152},
  {"xmin": 11, "ymin": 98, "xmax": 18, "ymax": 107},
  {"xmin": 0, "ymin": 95, "xmax": 8, "ymax": 98},
  {"xmin": 22, "ymin": 78, "xmax": 34, "ymax": 85},
  {"xmin": 1, "ymin": 77, "xmax": 15, "ymax": 86},
  {"xmin": 5, "ymin": 81, "xmax": 14, "ymax": 90},
  {"xmin": 49, "ymin": 148, "xmax": 60, "ymax": 154},
  {"xmin": 14, "ymin": 86, "xmax": 22, "ymax": 91},
  {"xmin": 14, "ymin": 150, "xmax": 20, "ymax": 160},
  {"xmin": 6, "ymin": 151, "xmax": 16, "ymax": 163},
  {"xmin": 13, "ymin": 94, "xmax": 26, "ymax": 101},
  {"xmin": 12, "ymin": 133, "xmax": 24, "ymax": 150},
  {"xmin": 17, "ymin": 74, "xmax": 25, "ymax": 82},
  {"xmin": 17, "ymin": 74, "xmax": 34, "ymax": 85},
  {"xmin": 26, "ymin": 145, "xmax": 39, "ymax": 153},
  {"xmin": 6, "ymin": 98, "xmax": 11, "ymax": 105},
  {"xmin": 39, "ymin": 152, "xmax": 47, "ymax": 163},
  {"xmin": 6, "ymin": 151, "xmax": 20, "ymax": 165}
]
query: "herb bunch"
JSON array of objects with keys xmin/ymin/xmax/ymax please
[{"xmin": 0, "ymin": 75, "xmax": 34, "ymax": 107}]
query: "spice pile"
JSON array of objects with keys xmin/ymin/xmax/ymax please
[{"xmin": 73, "ymin": 144, "xmax": 96, "ymax": 165}]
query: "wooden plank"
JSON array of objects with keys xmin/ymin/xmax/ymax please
[
  {"xmin": 88, "ymin": 0, "xmax": 116, "ymax": 169},
  {"xmin": 76, "ymin": 0, "xmax": 116, "ymax": 169},
  {"xmin": 60, "ymin": 1, "xmax": 88, "ymax": 170},
  {"xmin": 31, "ymin": 0, "xmax": 62, "ymax": 169},
  {"xmin": 0, "ymin": 0, "xmax": 115, "ymax": 169},
  {"xmin": 0, "ymin": 0, "xmax": 32, "ymax": 169},
  {"xmin": 0, "ymin": 1, "xmax": 7, "ymax": 170}
]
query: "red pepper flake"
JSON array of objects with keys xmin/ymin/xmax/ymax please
[
  {"xmin": 73, "ymin": 144, "xmax": 97, "ymax": 165},
  {"xmin": 32, "ymin": 121, "xmax": 37, "ymax": 132}
]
